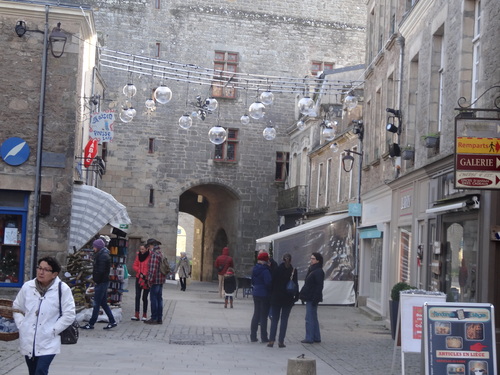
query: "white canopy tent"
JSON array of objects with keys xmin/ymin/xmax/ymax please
[{"xmin": 256, "ymin": 213, "xmax": 356, "ymax": 305}]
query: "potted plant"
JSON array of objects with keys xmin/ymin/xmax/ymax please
[
  {"xmin": 401, "ymin": 146, "xmax": 414, "ymax": 161},
  {"xmin": 421, "ymin": 132, "xmax": 440, "ymax": 148},
  {"xmin": 389, "ymin": 281, "xmax": 415, "ymax": 341}
]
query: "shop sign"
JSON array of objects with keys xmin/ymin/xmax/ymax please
[
  {"xmin": 89, "ymin": 111, "xmax": 115, "ymax": 143},
  {"xmin": 84, "ymin": 139, "xmax": 98, "ymax": 168},
  {"xmin": 423, "ymin": 302, "xmax": 497, "ymax": 375},
  {"xmin": 455, "ymin": 118, "xmax": 500, "ymax": 190}
]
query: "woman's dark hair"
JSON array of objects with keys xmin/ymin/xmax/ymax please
[
  {"xmin": 38, "ymin": 256, "xmax": 61, "ymax": 274},
  {"xmin": 311, "ymin": 252, "xmax": 323, "ymax": 266}
]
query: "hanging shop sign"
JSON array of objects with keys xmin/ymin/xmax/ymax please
[
  {"xmin": 455, "ymin": 118, "xmax": 500, "ymax": 189},
  {"xmin": 423, "ymin": 302, "xmax": 497, "ymax": 375},
  {"xmin": 83, "ymin": 139, "xmax": 98, "ymax": 168},
  {"xmin": 89, "ymin": 111, "xmax": 115, "ymax": 143},
  {"xmin": 0, "ymin": 137, "xmax": 30, "ymax": 166}
]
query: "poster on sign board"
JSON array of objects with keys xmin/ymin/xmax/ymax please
[
  {"xmin": 90, "ymin": 111, "xmax": 115, "ymax": 143},
  {"xmin": 423, "ymin": 302, "xmax": 497, "ymax": 375},
  {"xmin": 400, "ymin": 291, "xmax": 446, "ymax": 353}
]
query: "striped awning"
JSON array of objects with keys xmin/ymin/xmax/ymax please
[{"xmin": 68, "ymin": 184, "xmax": 131, "ymax": 252}]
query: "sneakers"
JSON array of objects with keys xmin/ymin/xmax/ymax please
[
  {"xmin": 141, "ymin": 315, "xmax": 147, "ymax": 321},
  {"xmin": 81, "ymin": 323, "xmax": 94, "ymax": 330},
  {"xmin": 103, "ymin": 322, "xmax": 117, "ymax": 330},
  {"xmin": 131, "ymin": 312, "xmax": 140, "ymax": 321}
]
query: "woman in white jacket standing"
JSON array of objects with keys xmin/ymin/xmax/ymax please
[{"xmin": 13, "ymin": 256, "xmax": 76, "ymax": 375}]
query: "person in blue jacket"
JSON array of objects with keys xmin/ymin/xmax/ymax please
[
  {"xmin": 299, "ymin": 252, "xmax": 325, "ymax": 344},
  {"xmin": 250, "ymin": 251, "xmax": 272, "ymax": 343}
]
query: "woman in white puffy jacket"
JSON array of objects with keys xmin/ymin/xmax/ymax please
[{"xmin": 13, "ymin": 256, "xmax": 76, "ymax": 375}]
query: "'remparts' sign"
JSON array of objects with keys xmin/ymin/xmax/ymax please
[
  {"xmin": 90, "ymin": 111, "xmax": 115, "ymax": 143},
  {"xmin": 455, "ymin": 118, "xmax": 500, "ymax": 190}
]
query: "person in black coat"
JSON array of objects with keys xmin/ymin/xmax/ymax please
[
  {"xmin": 299, "ymin": 252, "xmax": 324, "ymax": 344},
  {"xmin": 82, "ymin": 239, "xmax": 118, "ymax": 330},
  {"xmin": 267, "ymin": 253, "xmax": 298, "ymax": 348}
]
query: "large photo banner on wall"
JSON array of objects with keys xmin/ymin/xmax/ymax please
[{"xmin": 256, "ymin": 213, "xmax": 355, "ymax": 305}]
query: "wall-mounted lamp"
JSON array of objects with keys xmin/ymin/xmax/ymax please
[
  {"xmin": 15, "ymin": 20, "xmax": 67, "ymax": 58},
  {"xmin": 342, "ymin": 149, "xmax": 363, "ymax": 172},
  {"xmin": 48, "ymin": 23, "xmax": 67, "ymax": 58},
  {"xmin": 386, "ymin": 122, "xmax": 398, "ymax": 133},
  {"xmin": 385, "ymin": 108, "xmax": 401, "ymax": 135},
  {"xmin": 388, "ymin": 143, "xmax": 401, "ymax": 157},
  {"xmin": 352, "ymin": 120, "xmax": 364, "ymax": 140},
  {"xmin": 15, "ymin": 21, "xmax": 27, "ymax": 37},
  {"xmin": 386, "ymin": 108, "xmax": 401, "ymax": 117}
]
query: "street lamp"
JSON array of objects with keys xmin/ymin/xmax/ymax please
[
  {"xmin": 340, "ymin": 120, "xmax": 364, "ymax": 303},
  {"xmin": 15, "ymin": 11, "xmax": 69, "ymax": 278}
]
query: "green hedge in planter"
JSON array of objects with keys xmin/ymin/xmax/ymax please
[{"xmin": 390, "ymin": 281, "xmax": 415, "ymax": 302}]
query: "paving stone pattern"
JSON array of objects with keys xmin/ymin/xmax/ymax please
[{"xmin": 0, "ymin": 281, "xmax": 420, "ymax": 374}]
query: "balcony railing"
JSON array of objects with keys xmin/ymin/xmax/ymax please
[{"xmin": 277, "ymin": 185, "xmax": 307, "ymax": 211}]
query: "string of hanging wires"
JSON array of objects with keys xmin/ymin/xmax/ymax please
[{"xmin": 99, "ymin": 48, "xmax": 364, "ymax": 96}]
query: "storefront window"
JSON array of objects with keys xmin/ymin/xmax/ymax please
[
  {"xmin": 443, "ymin": 217, "xmax": 478, "ymax": 303},
  {"xmin": 0, "ymin": 190, "xmax": 28, "ymax": 287}
]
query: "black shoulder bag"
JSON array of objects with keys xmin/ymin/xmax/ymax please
[{"xmin": 58, "ymin": 281, "xmax": 79, "ymax": 345}]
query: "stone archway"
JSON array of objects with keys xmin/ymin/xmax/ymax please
[{"xmin": 179, "ymin": 184, "xmax": 239, "ymax": 281}]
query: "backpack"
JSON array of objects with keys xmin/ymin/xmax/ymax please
[{"xmin": 159, "ymin": 255, "xmax": 171, "ymax": 275}]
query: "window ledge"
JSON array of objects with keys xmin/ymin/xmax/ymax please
[{"xmin": 213, "ymin": 158, "xmax": 237, "ymax": 163}]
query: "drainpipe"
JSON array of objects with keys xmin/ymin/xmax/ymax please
[{"xmin": 30, "ymin": 5, "xmax": 50, "ymax": 278}]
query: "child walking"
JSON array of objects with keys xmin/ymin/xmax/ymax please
[{"xmin": 224, "ymin": 268, "xmax": 236, "ymax": 308}]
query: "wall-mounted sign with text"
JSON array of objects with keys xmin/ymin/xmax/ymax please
[
  {"xmin": 423, "ymin": 302, "xmax": 497, "ymax": 375},
  {"xmin": 455, "ymin": 118, "xmax": 500, "ymax": 190},
  {"xmin": 89, "ymin": 111, "xmax": 115, "ymax": 143}
]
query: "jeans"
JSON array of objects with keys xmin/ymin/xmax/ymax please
[
  {"xmin": 305, "ymin": 301, "xmax": 321, "ymax": 342},
  {"xmin": 150, "ymin": 284, "xmax": 163, "ymax": 322},
  {"xmin": 269, "ymin": 304, "xmax": 293, "ymax": 343},
  {"xmin": 135, "ymin": 278, "xmax": 150, "ymax": 314},
  {"xmin": 250, "ymin": 295, "xmax": 270, "ymax": 341},
  {"xmin": 25, "ymin": 354, "xmax": 55, "ymax": 375},
  {"xmin": 89, "ymin": 282, "xmax": 116, "ymax": 326}
]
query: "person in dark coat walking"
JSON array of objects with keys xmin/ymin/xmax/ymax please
[
  {"xmin": 267, "ymin": 253, "xmax": 298, "ymax": 348},
  {"xmin": 250, "ymin": 252, "xmax": 272, "ymax": 343},
  {"xmin": 299, "ymin": 252, "xmax": 324, "ymax": 344},
  {"xmin": 82, "ymin": 239, "xmax": 118, "ymax": 330}
]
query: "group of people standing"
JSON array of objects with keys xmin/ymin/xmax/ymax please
[
  {"xmin": 250, "ymin": 251, "xmax": 325, "ymax": 347},
  {"xmin": 131, "ymin": 238, "xmax": 191, "ymax": 324}
]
